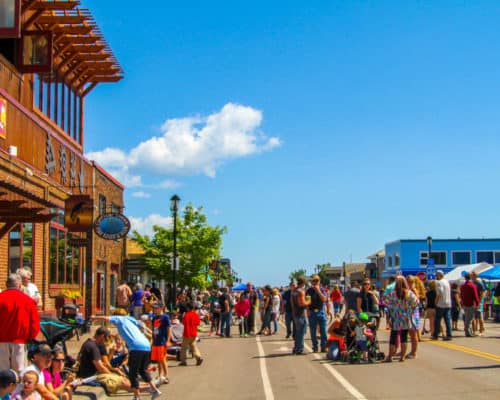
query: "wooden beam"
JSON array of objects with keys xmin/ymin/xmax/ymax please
[
  {"xmin": 30, "ymin": 1, "xmax": 80, "ymax": 11},
  {"xmin": 80, "ymin": 81, "xmax": 97, "ymax": 97},
  {"xmin": 36, "ymin": 15, "xmax": 87, "ymax": 25},
  {"xmin": 52, "ymin": 25, "xmax": 94, "ymax": 35},
  {"xmin": 0, "ymin": 222, "xmax": 17, "ymax": 240},
  {"xmin": 0, "ymin": 200, "xmax": 27, "ymax": 208}
]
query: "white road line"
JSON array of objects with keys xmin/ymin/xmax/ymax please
[
  {"xmin": 256, "ymin": 335, "xmax": 275, "ymax": 400},
  {"xmin": 304, "ymin": 342, "xmax": 368, "ymax": 400},
  {"xmin": 278, "ymin": 320, "xmax": 368, "ymax": 400}
]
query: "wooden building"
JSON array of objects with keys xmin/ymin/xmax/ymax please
[{"xmin": 0, "ymin": 0, "xmax": 125, "ymax": 316}]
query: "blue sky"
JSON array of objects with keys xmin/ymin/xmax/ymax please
[{"xmin": 82, "ymin": 1, "xmax": 500, "ymax": 286}]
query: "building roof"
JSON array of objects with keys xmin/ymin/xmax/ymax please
[
  {"xmin": 366, "ymin": 249, "xmax": 385, "ymax": 259},
  {"xmin": 22, "ymin": 0, "xmax": 123, "ymax": 96},
  {"xmin": 126, "ymin": 237, "xmax": 145, "ymax": 257}
]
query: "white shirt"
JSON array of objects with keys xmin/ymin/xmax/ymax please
[
  {"xmin": 272, "ymin": 295, "xmax": 280, "ymax": 314},
  {"xmin": 436, "ymin": 278, "xmax": 451, "ymax": 308}
]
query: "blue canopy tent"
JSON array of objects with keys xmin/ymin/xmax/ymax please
[
  {"xmin": 231, "ymin": 283, "xmax": 247, "ymax": 291},
  {"xmin": 479, "ymin": 266, "xmax": 500, "ymax": 280}
]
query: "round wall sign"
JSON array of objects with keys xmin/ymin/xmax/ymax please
[{"xmin": 94, "ymin": 213, "xmax": 131, "ymax": 240}]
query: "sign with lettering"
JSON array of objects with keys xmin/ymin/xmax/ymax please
[{"xmin": 94, "ymin": 212, "xmax": 130, "ymax": 240}]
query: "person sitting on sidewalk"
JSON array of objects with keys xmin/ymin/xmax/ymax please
[
  {"xmin": 0, "ymin": 369, "xmax": 19, "ymax": 400},
  {"xmin": 21, "ymin": 344, "xmax": 57, "ymax": 400},
  {"xmin": 91, "ymin": 316, "xmax": 161, "ymax": 400},
  {"xmin": 76, "ymin": 327, "xmax": 133, "ymax": 396}
]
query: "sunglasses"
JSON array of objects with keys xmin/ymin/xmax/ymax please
[{"xmin": 53, "ymin": 358, "xmax": 65, "ymax": 362}]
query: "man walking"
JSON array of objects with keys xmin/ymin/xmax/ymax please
[
  {"xmin": 115, "ymin": 280, "xmax": 132, "ymax": 315},
  {"xmin": 470, "ymin": 271, "xmax": 486, "ymax": 336},
  {"xmin": 0, "ymin": 274, "xmax": 40, "ymax": 374},
  {"xmin": 306, "ymin": 275, "xmax": 328, "ymax": 352},
  {"xmin": 282, "ymin": 281, "xmax": 296, "ymax": 339},
  {"xmin": 290, "ymin": 277, "xmax": 311, "ymax": 355},
  {"xmin": 460, "ymin": 273, "xmax": 479, "ymax": 337},
  {"xmin": 218, "ymin": 288, "xmax": 232, "ymax": 338},
  {"xmin": 433, "ymin": 270, "xmax": 452, "ymax": 341},
  {"xmin": 343, "ymin": 281, "xmax": 360, "ymax": 313},
  {"xmin": 244, "ymin": 283, "xmax": 258, "ymax": 335}
]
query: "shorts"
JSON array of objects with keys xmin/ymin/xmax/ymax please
[
  {"xmin": 96, "ymin": 373, "xmax": 122, "ymax": 394},
  {"xmin": 150, "ymin": 345, "xmax": 166, "ymax": 361},
  {"xmin": 356, "ymin": 340, "xmax": 368, "ymax": 351},
  {"xmin": 474, "ymin": 309, "xmax": 483, "ymax": 319}
]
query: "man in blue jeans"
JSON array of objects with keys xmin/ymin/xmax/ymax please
[
  {"xmin": 218, "ymin": 288, "xmax": 232, "ymax": 337},
  {"xmin": 306, "ymin": 275, "xmax": 328, "ymax": 352},
  {"xmin": 433, "ymin": 270, "xmax": 452, "ymax": 341},
  {"xmin": 291, "ymin": 277, "xmax": 311, "ymax": 355}
]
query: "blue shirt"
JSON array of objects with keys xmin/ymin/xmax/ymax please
[
  {"xmin": 109, "ymin": 316, "xmax": 151, "ymax": 351},
  {"xmin": 152, "ymin": 314, "xmax": 171, "ymax": 346}
]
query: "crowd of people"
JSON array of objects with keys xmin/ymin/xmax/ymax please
[{"xmin": 1, "ymin": 269, "xmax": 500, "ymax": 400}]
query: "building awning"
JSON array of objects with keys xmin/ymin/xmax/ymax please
[{"xmin": 21, "ymin": 1, "xmax": 123, "ymax": 96}]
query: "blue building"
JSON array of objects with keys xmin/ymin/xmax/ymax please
[{"xmin": 382, "ymin": 238, "xmax": 500, "ymax": 278}]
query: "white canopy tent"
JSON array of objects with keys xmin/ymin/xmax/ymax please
[{"xmin": 443, "ymin": 262, "xmax": 493, "ymax": 283}]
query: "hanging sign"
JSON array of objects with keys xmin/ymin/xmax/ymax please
[
  {"xmin": 65, "ymin": 195, "xmax": 93, "ymax": 232},
  {"xmin": 94, "ymin": 212, "xmax": 131, "ymax": 240}
]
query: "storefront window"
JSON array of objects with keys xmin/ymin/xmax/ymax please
[
  {"xmin": 50, "ymin": 219, "xmax": 82, "ymax": 285},
  {"xmin": 9, "ymin": 223, "xmax": 33, "ymax": 273}
]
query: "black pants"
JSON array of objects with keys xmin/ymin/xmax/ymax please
[{"xmin": 128, "ymin": 350, "xmax": 152, "ymax": 389}]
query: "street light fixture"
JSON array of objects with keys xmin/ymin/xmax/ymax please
[
  {"xmin": 426, "ymin": 236, "xmax": 433, "ymax": 264},
  {"xmin": 170, "ymin": 194, "xmax": 180, "ymax": 309}
]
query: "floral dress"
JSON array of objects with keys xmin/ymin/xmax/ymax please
[{"xmin": 386, "ymin": 290, "xmax": 418, "ymax": 331}]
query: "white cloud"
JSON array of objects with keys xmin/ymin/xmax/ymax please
[
  {"xmin": 155, "ymin": 180, "xmax": 181, "ymax": 189},
  {"xmin": 129, "ymin": 214, "xmax": 172, "ymax": 236},
  {"xmin": 85, "ymin": 103, "xmax": 281, "ymax": 183},
  {"xmin": 131, "ymin": 191, "xmax": 151, "ymax": 198}
]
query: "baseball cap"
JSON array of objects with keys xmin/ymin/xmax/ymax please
[
  {"xmin": 436, "ymin": 269, "xmax": 444, "ymax": 276},
  {"xmin": 0, "ymin": 369, "xmax": 18, "ymax": 385}
]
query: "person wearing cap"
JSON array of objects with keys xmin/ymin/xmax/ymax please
[
  {"xmin": 0, "ymin": 369, "xmax": 18, "ymax": 400},
  {"xmin": 0, "ymin": 274, "xmax": 40, "ymax": 374},
  {"xmin": 460, "ymin": 273, "xmax": 479, "ymax": 337},
  {"xmin": 151, "ymin": 302, "xmax": 170, "ymax": 385},
  {"xmin": 21, "ymin": 344, "xmax": 57, "ymax": 400},
  {"xmin": 433, "ymin": 270, "xmax": 452, "ymax": 341},
  {"xmin": 281, "ymin": 281, "xmax": 296, "ymax": 339},
  {"xmin": 91, "ymin": 315, "xmax": 161, "ymax": 400},
  {"xmin": 306, "ymin": 275, "xmax": 328, "ymax": 353}
]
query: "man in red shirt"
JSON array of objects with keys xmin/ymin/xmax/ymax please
[
  {"xmin": 179, "ymin": 302, "xmax": 203, "ymax": 366},
  {"xmin": 460, "ymin": 273, "xmax": 479, "ymax": 337},
  {"xmin": 0, "ymin": 274, "xmax": 40, "ymax": 374}
]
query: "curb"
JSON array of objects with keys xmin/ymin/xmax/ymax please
[{"xmin": 73, "ymin": 385, "xmax": 107, "ymax": 400}]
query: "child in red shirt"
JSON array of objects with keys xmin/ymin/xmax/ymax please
[{"xmin": 179, "ymin": 303, "xmax": 203, "ymax": 366}]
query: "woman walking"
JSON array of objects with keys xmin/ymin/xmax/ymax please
[{"xmin": 385, "ymin": 276, "xmax": 418, "ymax": 362}]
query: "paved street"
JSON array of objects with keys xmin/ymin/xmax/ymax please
[{"xmin": 70, "ymin": 317, "xmax": 500, "ymax": 400}]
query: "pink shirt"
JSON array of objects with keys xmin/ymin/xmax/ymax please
[{"xmin": 234, "ymin": 299, "xmax": 250, "ymax": 317}]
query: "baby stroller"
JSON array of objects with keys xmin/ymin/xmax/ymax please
[
  {"xmin": 34, "ymin": 315, "xmax": 87, "ymax": 370},
  {"xmin": 344, "ymin": 312, "xmax": 385, "ymax": 363}
]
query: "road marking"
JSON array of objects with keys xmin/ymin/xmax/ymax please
[
  {"xmin": 304, "ymin": 342, "xmax": 368, "ymax": 400},
  {"xmin": 424, "ymin": 339, "xmax": 500, "ymax": 362},
  {"xmin": 277, "ymin": 321, "xmax": 368, "ymax": 400},
  {"xmin": 256, "ymin": 335, "xmax": 275, "ymax": 400}
]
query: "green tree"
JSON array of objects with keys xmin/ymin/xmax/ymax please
[
  {"xmin": 289, "ymin": 268, "xmax": 308, "ymax": 282},
  {"xmin": 132, "ymin": 204, "xmax": 227, "ymax": 289}
]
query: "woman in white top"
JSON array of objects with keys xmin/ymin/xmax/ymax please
[{"xmin": 271, "ymin": 288, "xmax": 281, "ymax": 334}]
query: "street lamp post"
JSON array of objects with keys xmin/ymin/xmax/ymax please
[
  {"xmin": 427, "ymin": 236, "xmax": 433, "ymax": 265},
  {"xmin": 170, "ymin": 194, "xmax": 180, "ymax": 309}
]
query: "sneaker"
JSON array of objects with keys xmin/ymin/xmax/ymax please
[
  {"xmin": 151, "ymin": 390, "xmax": 161, "ymax": 400},
  {"xmin": 244, "ymin": 334, "xmax": 249, "ymax": 338},
  {"xmin": 178, "ymin": 362, "xmax": 187, "ymax": 366},
  {"xmin": 196, "ymin": 357, "xmax": 204, "ymax": 366}
]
